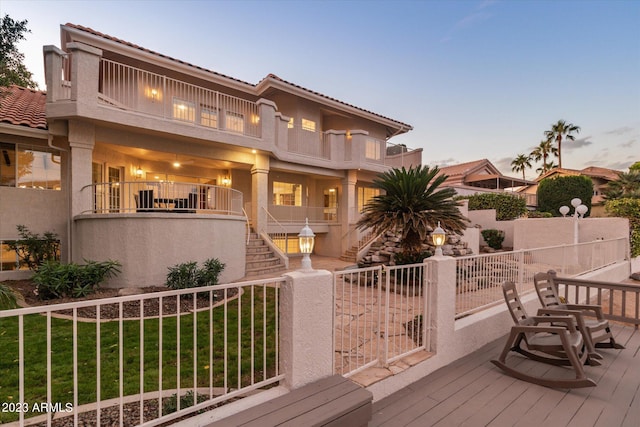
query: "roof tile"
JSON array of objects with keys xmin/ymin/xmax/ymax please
[{"xmin": 0, "ymin": 85, "xmax": 47, "ymax": 130}]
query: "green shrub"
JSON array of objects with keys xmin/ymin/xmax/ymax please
[
  {"xmin": 33, "ymin": 260, "xmax": 121, "ymax": 300},
  {"xmin": 526, "ymin": 211, "xmax": 553, "ymax": 218},
  {"xmin": 0, "ymin": 283, "xmax": 18, "ymax": 309},
  {"xmin": 481, "ymin": 229, "xmax": 505, "ymax": 250},
  {"xmin": 537, "ymin": 176, "xmax": 593, "ymax": 216},
  {"xmin": 394, "ymin": 250, "xmax": 432, "ymax": 265},
  {"xmin": 6, "ymin": 225, "xmax": 60, "ymax": 270},
  {"xmin": 605, "ymin": 198, "xmax": 640, "ymax": 257},
  {"xmin": 462, "ymin": 193, "xmax": 527, "ymax": 221},
  {"xmin": 165, "ymin": 258, "xmax": 226, "ymax": 290}
]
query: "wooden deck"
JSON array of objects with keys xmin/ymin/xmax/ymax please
[{"xmin": 371, "ymin": 323, "xmax": 640, "ymax": 426}]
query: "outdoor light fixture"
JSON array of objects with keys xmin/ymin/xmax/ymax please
[
  {"xmin": 559, "ymin": 198, "xmax": 589, "ymax": 245},
  {"xmin": 298, "ymin": 218, "xmax": 315, "ymax": 271},
  {"xmin": 136, "ymin": 166, "xmax": 143, "ymax": 177},
  {"xmin": 432, "ymin": 221, "xmax": 446, "ymax": 257}
]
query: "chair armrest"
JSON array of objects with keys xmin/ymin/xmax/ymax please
[
  {"xmin": 531, "ymin": 315, "xmax": 578, "ymax": 331},
  {"xmin": 536, "ymin": 308, "xmax": 588, "ymax": 333},
  {"xmin": 564, "ymin": 304, "xmax": 604, "ymax": 319},
  {"xmin": 512, "ymin": 325, "xmax": 572, "ymax": 335}
]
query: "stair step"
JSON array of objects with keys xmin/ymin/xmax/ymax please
[{"xmin": 246, "ymin": 258, "xmax": 282, "ymax": 269}]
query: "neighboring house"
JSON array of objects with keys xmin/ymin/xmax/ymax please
[
  {"xmin": 436, "ymin": 158, "xmax": 534, "ymax": 199},
  {"xmin": 517, "ymin": 166, "xmax": 621, "ymax": 215},
  {"xmin": 0, "ymin": 23, "xmax": 419, "ymax": 286}
]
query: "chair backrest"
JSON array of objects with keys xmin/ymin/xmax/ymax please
[
  {"xmin": 534, "ymin": 270, "xmax": 562, "ymax": 309},
  {"xmin": 502, "ymin": 281, "xmax": 530, "ymax": 326}
]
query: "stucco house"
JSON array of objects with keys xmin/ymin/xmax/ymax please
[{"xmin": 0, "ymin": 23, "xmax": 419, "ymax": 287}]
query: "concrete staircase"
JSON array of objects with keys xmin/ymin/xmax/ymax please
[
  {"xmin": 245, "ymin": 232, "xmax": 286, "ymax": 277},
  {"xmin": 340, "ymin": 245, "xmax": 358, "ymax": 263}
]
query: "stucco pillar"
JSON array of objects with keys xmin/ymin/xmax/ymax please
[
  {"xmin": 340, "ymin": 170, "xmax": 358, "ymax": 252},
  {"xmin": 280, "ymin": 269, "xmax": 334, "ymax": 389},
  {"xmin": 325, "ymin": 130, "xmax": 347, "ymax": 162},
  {"xmin": 68, "ymin": 120, "xmax": 95, "ymax": 219},
  {"xmin": 257, "ymin": 99, "xmax": 277, "ymax": 144},
  {"xmin": 251, "ymin": 153, "xmax": 269, "ymax": 234},
  {"xmin": 66, "ymin": 42, "xmax": 102, "ymax": 104},
  {"xmin": 43, "ymin": 45, "xmax": 66, "ymax": 102},
  {"xmin": 349, "ymin": 129, "xmax": 369, "ymax": 165},
  {"xmin": 425, "ymin": 255, "xmax": 456, "ymax": 356}
]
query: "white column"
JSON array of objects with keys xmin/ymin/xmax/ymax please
[
  {"xmin": 280, "ymin": 269, "xmax": 334, "ymax": 389},
  {"xmin": 426, "ymin": 255, "xmax": 457, "ymax": 356},
  {"xmin": 251, "ymin": 153, "xmax": 269, "ymax": 234}
]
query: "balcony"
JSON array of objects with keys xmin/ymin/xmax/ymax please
[{"xmin": 84, "ymin": 181, "xmax": 243, "ymax": 215}]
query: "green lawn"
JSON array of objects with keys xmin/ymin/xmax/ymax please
[{"xmin": 0, "ymin": 287, "xmax": 278, "ymax": 423}]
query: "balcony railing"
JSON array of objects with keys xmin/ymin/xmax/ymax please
[
  {"xmin": 267, "ymin": 205, "xmax": 338, "ymax": 223},
  {"xmin": 84, "ymin": 181, "xmax": 243, "ymax": 215},
  {"xmin": 99, "ymin": 59, "xmax": 261, "ymax": 138},
  {"xmin": 286, "ymin": 125, "xmax": 330, "ymax": 159}
]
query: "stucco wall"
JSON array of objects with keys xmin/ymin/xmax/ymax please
[
  {"xmin": 467, "ymin": 209, "xmax": 515, "ymax": 248},
  {"xmin": 74, "ymin": 214, "xmax": 246, "ymax": 288},
  {"xmin": 513, "ymin": 217, "xmax": 629, "ymax": 249}
]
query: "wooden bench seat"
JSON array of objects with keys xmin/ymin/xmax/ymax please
[{"xmin": 207, "ymin": 375, "xmax": 372, "ymax": 427}]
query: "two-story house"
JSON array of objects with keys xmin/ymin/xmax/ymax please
[{"xmin": 0, "ymin": 23, "xmax": 418, "ymax": 287}]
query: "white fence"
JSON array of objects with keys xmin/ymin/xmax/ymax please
[
  {"xmin": 455, "ymin": 237, "xmax": 628, "ymax": 318},
  {"xmin": 85, "ymin": 181, "xmax": 243, "ymax": 215},
  {"xmin": 0, "ymin": 278, "xmax": 283, "ymax": 426},
  {"xmin": 333, "ymin": 262, "xmax": 434, "ymax": 377}
]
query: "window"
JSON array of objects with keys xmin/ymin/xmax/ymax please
[
  {"xmin": 287, "ymin": 117, "xmax": 294, "ymax": 129},
  {"xmin": 358, "ymin": 186, "xmax": 380, "ymax": 213},
  {"xmin": 226, "ymin": 111, "xmax": 244, "ymax": 133},
  {"xmin": 0, "ymin": 241, "xmax": 27, "ymax": 271},
  {"xmin": 273, "ymin": 181, "xmax": 302, "ymax": 206},
  {"xmin": 1, "ymin": 143, "xmax": 61, "ymax": 190},
  {"xmin": 172, "ymin": 98, "xmax": 195, "ymax": 122},
  {"xmin": 365, "ymin": 139, "xmax": 382, "ymax": 160},
  {"xmin": 200, "ymin": 106, "xmax": 218, "ymax": 128},
  {"xmin": 301, "ymin": 118, "xmax": 316, "ymax": 132}
]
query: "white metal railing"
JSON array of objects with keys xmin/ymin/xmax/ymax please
[
  {"xmin": 455, "ymin": 237, "xmax": 628, "ymax": 318},
  {"xmin": 334, "ymin": 262, "xmax": 433, "ymax": 377},
  {"xmin": 266, "ymin": 205, "xmax": 338, "ymax": 223},
  {"xmin": 83, "ymin": 181, "xmax": 243, "ymax": 215},
  {"xmin": 286, "ymin": 126, "xmax": 330, "ymax": 159},
  {"xmin": 99, "ymin": 59, "xmax": 260, "ymax": 138},
  {"xmin": 0, "ymin": 278, "xmax": 283, "ymax": 426},
  {"xmin": 260, "ymin": 207, "xmax": 291, "ymax": 256}
]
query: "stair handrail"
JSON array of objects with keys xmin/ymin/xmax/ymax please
[
  {"xmin": 242, "ymin": 207, "xmax": 251, "ymax": 245},
  {"xmin": 260, "ymin": 207, "xmax": 289, "ymax": 268},
  {"xmin": 261, "ymin": 207, "xmax": 289, "ymax": 251}
]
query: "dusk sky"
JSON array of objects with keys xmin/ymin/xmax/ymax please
[{"xmin": 3, "ymin": 0, "xmax": 639, "ymax": 178}]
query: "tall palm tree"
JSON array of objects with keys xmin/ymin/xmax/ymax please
[
  {"xmin": 356, "ymin": 166, "xmax": 468, "ymax": 255},
  {"xmin": 530, "ymin": 139, "xmax": 558, "ymax": 175},
  {"xmin": 604, "ymin": 170, "xmax": 640, "ymax": 199},
  {"xmin": 511, "ymin": 154, "xmax": 532, "ymax": 180},
  {"xmin": 536, "ymin": 161, "xmax": 558, "ymax": 175},
  {"xmin": 544, "ymin": 120, "xmax": 580, "ymax": 168}
]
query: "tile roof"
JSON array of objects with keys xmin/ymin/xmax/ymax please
[
  {"xmin": 0, "ymin": 85, "xmax": 47, "ymax": 130},
  {"xmin": 436, "ymin": 159, "xmax": 491, "ymax": 177},
  {"xmin": 64, "ymin": 24, "xmax": 412, "ymax": 132}
]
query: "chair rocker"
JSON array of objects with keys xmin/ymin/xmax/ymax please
[
  {"xmin": 492, "ymin": 281, "xmax": 597, "ymax": 388},
  {"xmin": 534, "ymin": 271, "xmax": 624, "ymax": 352}
]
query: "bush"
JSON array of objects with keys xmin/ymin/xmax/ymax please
[
  {"xmin": 605, "ymin": 198, "xmax": 640, "ymax": 257},
  {"xmin": 526, "ymin": 211, "xmax": 553, "ymax": 218},
  {"xmin": 462, "ymin": 193, "xmax": 527, "ymax": 221},
  {"xmin": 481, "ymin": 229, "xmax": 505, "ymax": 250},
  {"xmin": 165, "ymin": 258, "xmax": 226, "ymax": 290},
  {"xmin": 394, "ymin": 250, "xmax": 432, "ymax": 265},
  {"xmin": 33, "ymin": 260, "xmax": 121, "ymax": 300},
  {"xmin": 162, "ymin": 391, "xmax": 207, "ymax": 415},
  {"xmin": 6, "ymin": 225, "xmax": 60, "ymax": 270},
  {"xmin": 0, "ymin": 283, "xmax": 18, "ymax": 309},
  {"xmin": 537, "ymin": 176, "xmax": 593, "ymax": 216}
]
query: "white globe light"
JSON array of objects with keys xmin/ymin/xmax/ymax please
[
  {"xmin": 559, "ymin": 206, "xmax": 570, "ymax": 217},
  {"xmin": 571, "ymin": 198, "xmax": 582, "ymax": 208},
  {"xmin": 576, "ymin": 204, "xmax": 588, "ymax": 217}
]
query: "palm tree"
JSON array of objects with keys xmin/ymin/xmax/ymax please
[
  {"xmin": 356, "ymin": 166, "xmax": 468, "ymax": 256},
  {"xmin": 511, "ymin": 154, "xmax": 532, "ymax": 180},
  {"xmin": 530, "ymin": 139, "xmax": 558, "ymax": 175},
  {"xmin": 535, "ymin": 161, "xmax": 558, "ymax": 175},
  {"xmin": 604, "ymin": 170, "xmax": 640, "ymax": 199},
  {"xmin": 544, "ymin": 120, "xmax": 580, "ymax": 168}
]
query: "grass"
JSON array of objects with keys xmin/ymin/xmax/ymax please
[{"xmin": 0, "ymin": 286, "xmax": 278, "ymax": 423}]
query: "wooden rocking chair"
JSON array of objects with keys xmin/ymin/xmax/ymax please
[
  {"xmin": 492, "ymin": 281, "xmax": 597, "ymax": 388},
  {"xmin": 534, "ymin": 270, "xmax": 624, "ymax": 352}
]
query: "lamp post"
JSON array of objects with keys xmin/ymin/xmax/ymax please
[
  {"xmin": 298, "ymin": 218, "xmax": 315, "ymax": 271},
  {"xmin": 559, "ymin": 198, "xmax": 588, "ymax": 245},
  {"xmin": 432, "ymin": 221, "xmax": 446, "ymax": 257}
]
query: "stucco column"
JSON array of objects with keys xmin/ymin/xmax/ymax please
[
  {"xmin": 425, "ymin": 255, "xmax": 456, "ymax": 356},
  {"xmin": 43, "ymin": 45, "xmax": 66, "ymax": 102},
  {"xmin": 341, "ymin": 170, "xmax": 358, "ymax": 252},
  {"xmin": 66, "ymin": 42, "xmax": 102, "ymax": 104},
  {"xmin": 280, "ymin": 269, "xmax": 334, "ymax": 389},
  {"xmin": 257, "ymin": 99, "xmax": 277, "ymax": 144},
  {"xmin": 251, "ymin": 153, "xmax": 269, "ymax": 234},
  {"xmin": 68, "ymin": 120, "xmax": 95, "ymax": 219}
]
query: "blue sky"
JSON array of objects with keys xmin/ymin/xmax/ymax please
[{"xmin": 3, "ymin": 0, "xmax": 639, "ymax": 178}]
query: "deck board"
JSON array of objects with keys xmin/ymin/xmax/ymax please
[{"xmin": 370, "ymin": 323, "xmax": 639, "ymax": 427}]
